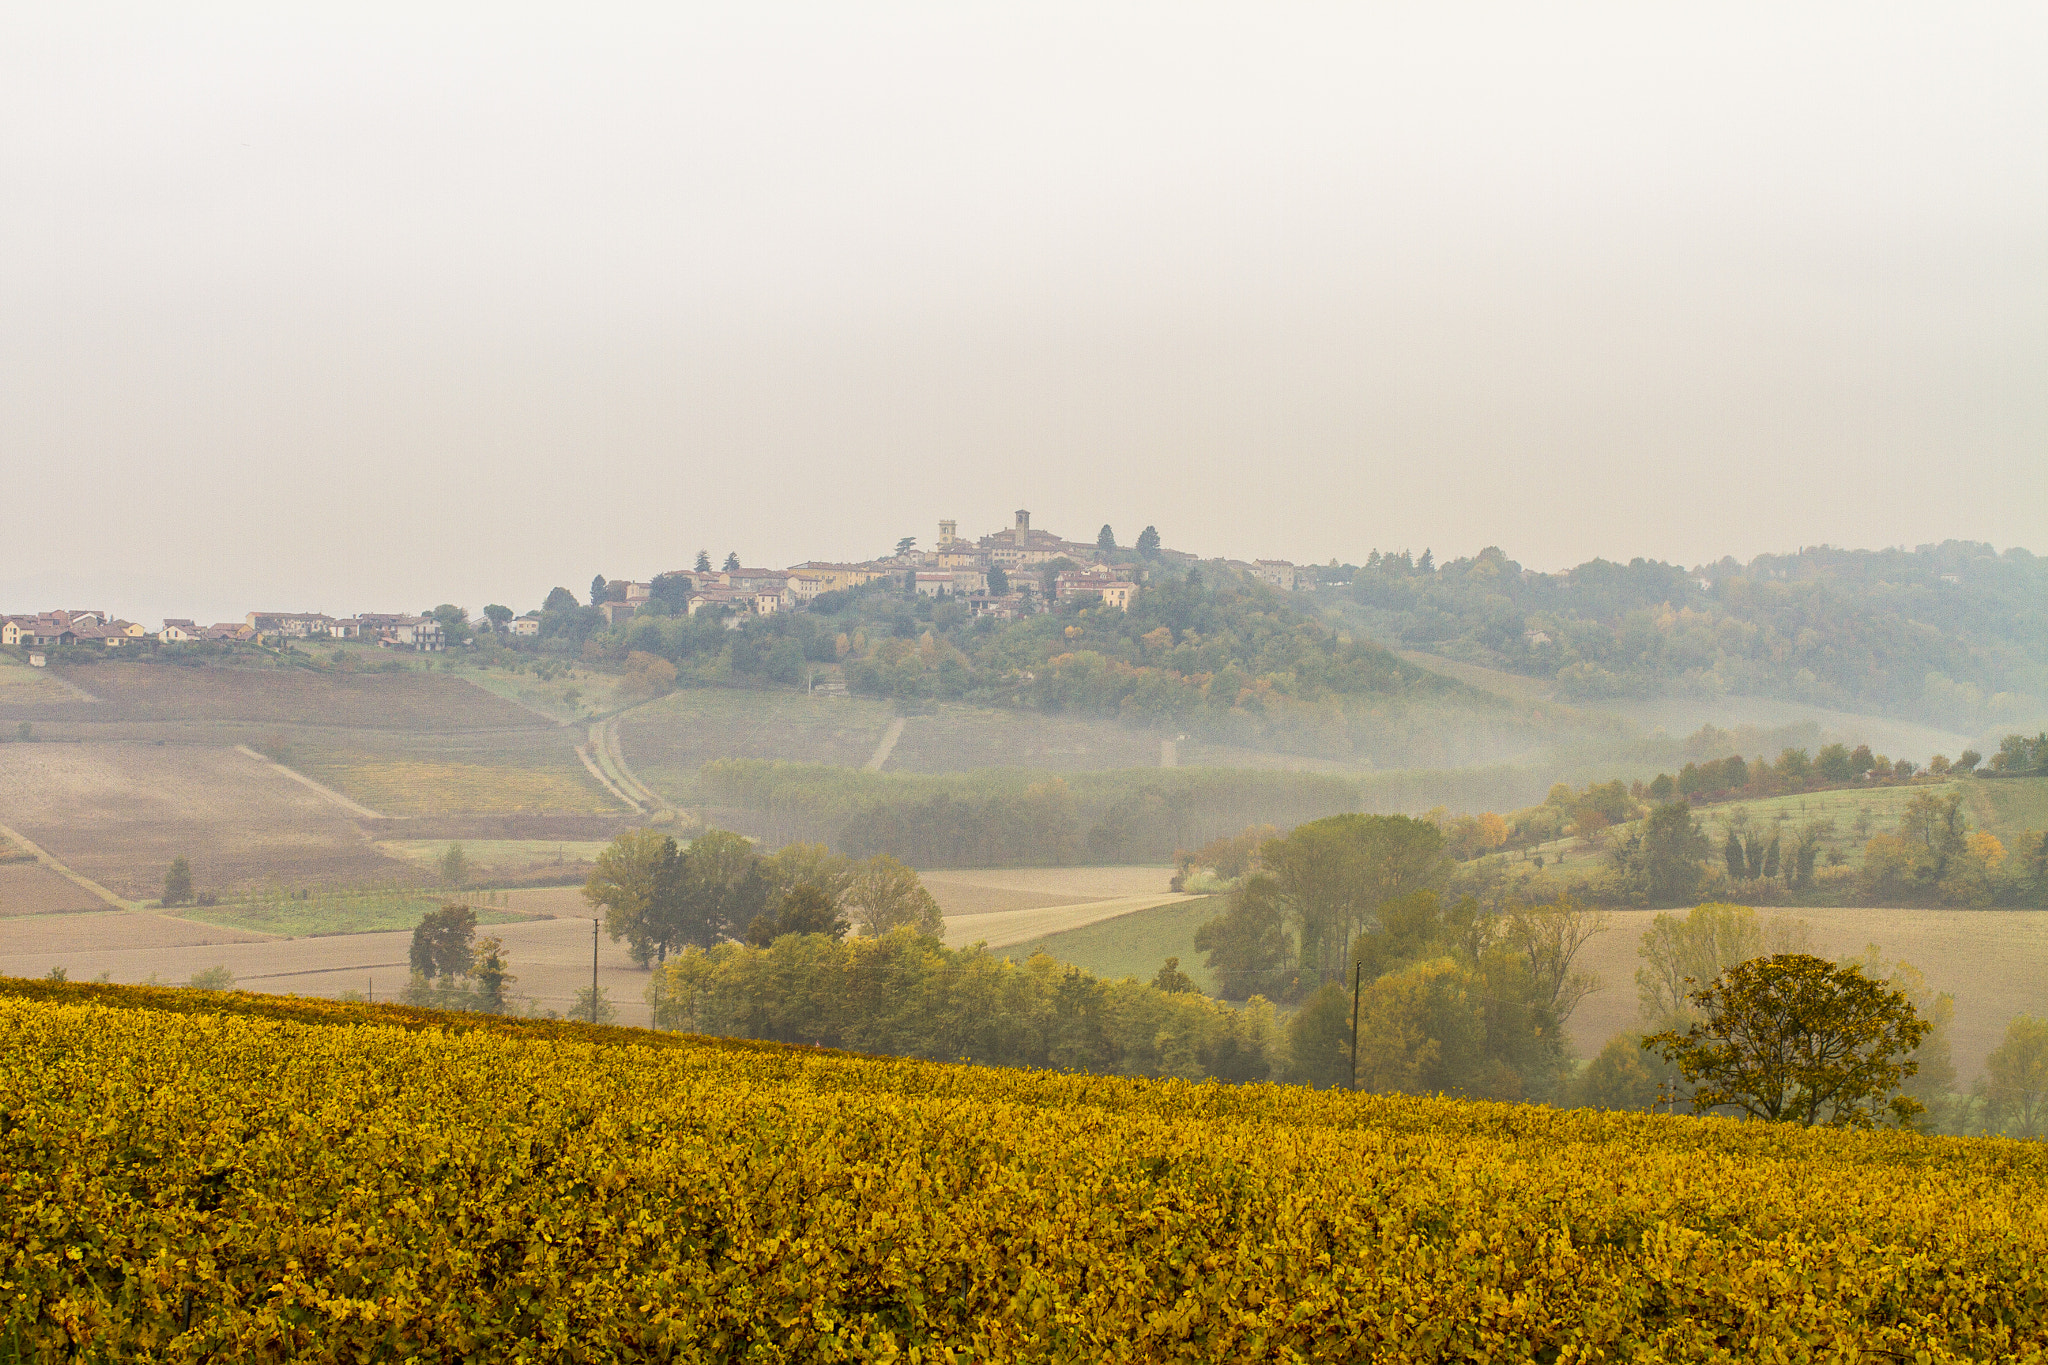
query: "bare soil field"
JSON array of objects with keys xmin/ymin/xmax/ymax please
[
  {"xmin": 0, "ymin": 915, "xmax": 659, "ymax": 1027},
  {"xmin": 0, "ymin": 661, "xmax": 617, "ymax": 818},
  {"xmin": 0, "ymin": 863, "xmax": 106, "ymax": 916},
  {"xmin": 0, "ymin": 909, "xmax": 272, "ymax": 957},
  {"xmin": 617, "ymin": 690, "xmax": 898, "ymax": 800},
  {"xmin": 0, "ymin": 662, "xmax": 88, "ymax": 706},
  {"xmin": 0, "ymin": 744, "xmax": 413, "ymax": 899},
  {"xmin": 0, "ymin": 662, "xmax": 551, "ymax": 732},
  {"xmin": 1569, "ymin": 906, "xmax": 2048, "ymax": 1083},
  {"xmin": 917, "ymin": 866, "xmax": 1187, "ymax": 950},
  {"xmin": 919, "ymin": 865, "xmax": 1175, "ymax": 915}
]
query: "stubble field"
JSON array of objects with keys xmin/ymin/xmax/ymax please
[{"xmin": 0, "ymin": 744, "xmax": 412, "ymax": 899}]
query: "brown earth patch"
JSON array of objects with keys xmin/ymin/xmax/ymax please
[
  {"xmin": 0, "ymin": 663, "xmax": 550, "ymax": 732},
  {"xmin": 360, "ymin": 814, "xmax": 640, "ymax": 841},
  {"xmin": 0, "ymin": 744, "xmax": 415, "ymax": 899},
  {"xmin": 0, "ymin": 863, "xmax": 107, "ymax": 916}
]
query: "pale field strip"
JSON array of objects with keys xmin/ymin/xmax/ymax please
[
  {"xmin": 573, "ymin": 738, "xmax": 642, "ymax": 811},
  {"xmin": 863, "ymin": 716, "xmax": 907, "ymax": 772},
  {"xmin": 0, "ymin": 818, "xmax": 132, "ymax": 912},
  {"xmin": 942, "ymin": 893, "xmax": 1195, "ymax": 950},
  {"xmin": 233, "ymin": 744, "xmax": 387, "ymax": 819},
  {"xmin": 600, "ymin": 717, "xmax": 664, "ymax": 808}
]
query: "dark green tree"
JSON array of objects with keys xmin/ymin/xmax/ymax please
[
  {"xmin": 482, "ymin": 604, "xmax": 513, "ymax": 629},
  {"xmin": 695, "ymin": 549, "xmax": 712, "ymax": 573},
  {"xmin": 894, "ymin": 536, "xmax": 917, "ymax": 559},
  {"xmin": 1097, "ymin": 524, "xmax": 1116, "ymax": 551},
  {"xmin": 1193, "ymin": 873, "xmax": 1296, "ymax": 999},
  {"xmin": 1286, "ymin": 980, "xmax": 1355, "ymax": 1088},
  {"xmin": 1135, "ymin": 525, "xmax": 1161, "ymax": 556},
  {"xmin": 543, "ymin": 586, "xmax": 579, "ymax": 612},
  {"xmin": 163, "ymin": 857, "xmax": 193, "ymax": 907},
  {"xmin": 1724, "ymin": 829, "xmax": 1745, "ymax": 880},
  {"xmin": 473, "ymin": 937, "xmax": 514, "ymax": 1014},
  {"xmin": 1637, "ymin": 802, "xmax": 1712, "ymax": 902},
  {"xmin": 749, "ymin": 883, "xmax": 849, "ymax": 944},
  {"xmin": 589, "ymin": 575, "xmax": 608, "ymax": 607},
  {"xmin": 409, "ymin": 903, "xmax": 478, "ymax": 980},
  {"xmin": 1151, "ymin": 957, "xmax": 1197, "ymax": 994},
  {"xmin": 986, "ymin": 565, "xmax": 1009, "ymax": 595},
  {"xmin": 723, "ymin": 551, "xmax": 740, "ymax": 572}
]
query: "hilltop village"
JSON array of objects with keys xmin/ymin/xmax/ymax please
[{"xmin": 1, "ymin": 512, "xmax": 1318, "ymax": 658}]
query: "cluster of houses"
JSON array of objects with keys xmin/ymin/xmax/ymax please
[
  {"xmin": 0, "ymin": 607, "xmax": 449, "ymax": 664},
  {"xmin": 593, "ymin": 511, "xmax": 1240, "ymax": 627},
  {"xmin": 4, "ymin": 512, "xmax": 1321, "ymax": 661}
]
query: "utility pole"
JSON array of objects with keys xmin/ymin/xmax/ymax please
[{"xmin": 1348, "ymin": 962, "xmax": 1363, "ymax": 1092}]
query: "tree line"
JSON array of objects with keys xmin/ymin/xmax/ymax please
[{"xmin": 1344, "ymin": 540, "xmax": 2046, "ymax": 727}]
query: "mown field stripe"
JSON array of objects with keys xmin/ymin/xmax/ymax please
[
  {"xmin": 0, "ymin": 818, "xmax": 133, "ymax": 913},
  {"xmin": 232, "ymin": 743, "xmax": 388, "ymax": 819}
]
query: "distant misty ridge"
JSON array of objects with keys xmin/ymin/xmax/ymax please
[{"xmin": 4, "ymin": 534, "xmax": 2042, "ymax": 733}]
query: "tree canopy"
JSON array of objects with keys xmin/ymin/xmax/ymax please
[{"xmin": 1644, "ymin": 953, "xmax": 1930, "ymax": 1128}]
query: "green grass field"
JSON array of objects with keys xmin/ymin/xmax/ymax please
[
  {"xmin": 1005, "ymin": 895, "xmax": 1224, "ymax": 994},
  {"xmin": 1965, "ymin": 777, "xmax": 2048, "ymax": 850},
  {"xmin": 177, "ymin": 886, "xmax": 537, "ymax": 938}
]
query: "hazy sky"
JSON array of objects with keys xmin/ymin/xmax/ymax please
[{"xmin": 4, "ymin": 3, "xmax": 2044, "ymax": 624}]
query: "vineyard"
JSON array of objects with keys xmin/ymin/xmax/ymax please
[{"xmin": 4, "ymin": 979, "xmax": 2048, "ymax": 1361}]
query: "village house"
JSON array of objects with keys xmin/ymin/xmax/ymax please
[
  {"xmin": 1252, "ymin": 560, "xmax": 1298, "ymax": 591},
  {"xmin": 246, "ymin": 611, "xmax": 336, "ymax": 638},
  {"xmin": 976, "ymin": 510, "xmax": 1102, "ymax": 570},
  {"xmin": 965, "ymin": 591, "xmax": 1029, "ymax": 620},
  {"xmin": 597, "ymin": 600, "xmax": 640, "ymax": 626},
  {"xmin": 203, "ymin": 623, "xmax": 255, "ymax": 643},
  {"xmin": 685, "ymin": 587, "xmax": 755, "ymax": 618},
  {"xmin": 378, "ymin": 616, "xmax": 445, "ymax": 651},
  {"xmin": 158, "ymin": 619, "xmax": 200, "ymax": 643},
  {"xmin": 509, "ymin": 616, "xmax": 541, "ymax": 637},
  {"xmin": 723, "ymin": 567, "xmax": 794, "ymax": 604}
]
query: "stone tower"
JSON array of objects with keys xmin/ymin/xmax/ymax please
[
  {"xmin": 1014, "ymin": 510, "xmax": 1030, "ymax": 546},
  {"xmin": 938, "ymin": 519, "xmax": 957, "ymax": 547}
]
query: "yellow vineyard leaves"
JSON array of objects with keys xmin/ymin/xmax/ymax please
[{"xmin": 3, "ymin": 984, "xmax": 2048, "ymax": 1361}]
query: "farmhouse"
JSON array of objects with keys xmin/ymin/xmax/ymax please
[
  {"xmin": 509, "ymin": 616, "xmax": 541, "ymax": 637},
  {"xmin": 1252, "ymin": 560, "xmax": 1298, "ymax": 591},
  {"xmin": 158, "ymin": 619, "xmax": 200, "ymax": 643},
  {"xmin": 247, "ymin": 612, "xmax": 335, "ymax": 638},
  {"xmin": 377, "ymin": 616, "xmax": 445, "ymax": 651}
]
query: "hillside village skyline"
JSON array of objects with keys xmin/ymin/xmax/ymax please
[{"xmin": 2, "ymin": 509, "xmax": 1325, "ymax": 656}]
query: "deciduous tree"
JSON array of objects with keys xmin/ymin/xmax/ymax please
[
  {"xmin": 472, "ymin": 937, "xmax": 514, "ymax": 1014},
  {"xmin": 409, "ymin": 903, "xmax": 478, "ymax": 980},
  {"xmin": 163, "ymin": 857, "xmax": 193, "ymax": 907},
  {"xmin": 583, "ymin": 828, "xmax": 677, "ymax": 966},
  {"xmin": 1644, "ymin": 954, "xmax": 1930, "ymax": 1128},
  {"xmin": 845, "ymin": 854, "xmax": 943, "ymax": 938},
  {"xmin": 1193, "ymin": 873, "xmax": 1295, "ymax": 1000},
  {"xmin": 1976, "ymin": 1015, "xmax": 2048, "ymax": 1138}
]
